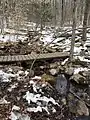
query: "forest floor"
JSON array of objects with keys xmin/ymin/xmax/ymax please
[{"xmin": 0, "ymin": 25, "xmax": 90, "ymax": 120}]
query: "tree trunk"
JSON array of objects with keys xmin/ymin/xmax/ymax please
[
  {"xmin": 61, "ymin": 0, "xmax": 64, "ymax": 27},
  {"xmin": 82, "ymin": 0, "xmax": 90, "ymax": 44},
  {"xmin": 70, "ymin": 0, "xmax": 76, "ymax": 61}
]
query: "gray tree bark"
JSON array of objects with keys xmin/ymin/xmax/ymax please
[
  {"xmin": 70, "ymin": 0, "xmax": 76, "ymax": 61},
  {"xmin": 82, "ymin": 0, "xmax": 90, "ymax": 44}
]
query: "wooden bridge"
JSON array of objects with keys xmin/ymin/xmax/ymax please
[{"xmin": 0, "ymin": 52, "xmax": 69, "ymax": 63}]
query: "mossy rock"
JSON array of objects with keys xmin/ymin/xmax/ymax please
[{"xmin": 41, "ymin": 73, "xmax": 56, "ymax": 85}]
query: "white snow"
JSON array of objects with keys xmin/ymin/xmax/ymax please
[
  {"xmin": 0, "ymin": 97, "xmax": 10, "ymax": 104},
  {"xmin": 74, "ymin": 46, "xmax": 87, "ymax": 54},
  {"xmin": 74, "ymin": 67, "xmax": 88, "ymax": 74},
  {"xmin": 29, "ymin": 80, "xmax": 35, "ymax": 85},
  {"xmin": 24, "ymin": 91, "xmax": 59, "ymax": 105},
  {"xmin": 61, "ymin": 58, "xmax": 69, "ymax": 65},
  {"xmin": 17, "ymin": 70, "xmax": 24, "ymax": 75},
  {"xmin": 8, "ymin": 83, "xmax": 18, "ymax": 92},
  {"xmin": 0, "ymin": 70, "xmax": 16, "ymax": 82},
  {"xmin": 27, "ymin": 106, "xmax": 42, "ymax": 113},
  {"xmin": 0, "ymin": 34, "xmax": 27, "ymax": 42},
  {"xmin": 23, "ymin": 90, "xmax": 59, "ymax": 114},
  {"xmin": 74, "ymin": 56, "xmax": 90, "ymax": 63},
  {"xmin": 12, "ymin": 105, "xmax": 20, "ymax": 111},
  {"xmin": 87, "ymin": 33, "xmax": 90, "ymax": 38},
  {"xmin": 10, "ymin": 112, "xmax": 30, "ymax": 120},
  {"xmin": 25, "ymin": 71, "xmax": 29, "ymax": 76},
  {"xmin": 31, "ymin": 76, "xmax": 41, "ymax": 80},
  {"xmin": 52, "ymin": 107, "xmax": 56, "ymax": 113}
]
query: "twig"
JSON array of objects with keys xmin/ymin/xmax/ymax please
[{"xmin": 69, "ymin": 90, "xmax": 90, "ymax": 107}]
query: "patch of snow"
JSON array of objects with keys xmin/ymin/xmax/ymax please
[
  {"xmin": 25, "ymin": 71, "xmax": 29, "ymax": 76},
  {"xmin": 8, "ymin": 68, "xmax": 13, "ymax": 72},
  {"xmin": 42, "ymin": 106, "xmax": 50, "ymax": 114},
  {"xmin": 63, "ymin": 47, "xmax": 70, "ymax": 52},
  {"xmin": 31, "ymin": 76, "xmax": 41, "ymax": 80},
  {"xmin": 17, "ymin": 70, "xmax": 24, "ymax": 75},
  {"xmin": 52, "ymin": 37, "xmax": 65, "ymax": 43},
  {"xmin": 74, "ymin": 56, "xmax": 90, "ymax": 62},
  {"xmin": 65, "ymin": 39, "xmax": 71, "ymax": 44},
  {"xmin": 27, "ymin": 104, "xmax": 52, "ymax": 114},
  {"xmin": 8, "ymin": 83, "xmax": 18, "ymax": 92},
  {"xmin": 29, "ymin": 80, "xmax": 35, "ymax": 85},
  {"xmin": 0, "ymin": 70, "xmax": 16, "ymax": 82},
  {"xmin": 52, "ymin": 107, "xmax": 56, "ymax": 113},
  {"xmin": 24, "ymin": 91, "xmax": 59, "ymax": 106},
  {"xmin": 74, "ymin": 46, "xmax": 87, "ymax": 54},
  {"xmin": 0, "ymin": 97, "xmax": 10, "ymax": 104},
  {"xmin": 87, "ymin": 33, "xmax": 90, "ymax": 38},
  {"xmin": 27, "ymin": 106, "xmax": 42, "ymax": 113},
  {"xmin": 10, "ymin": 112, "xmax": 20, "ymax": 120},
  {"xmin": 12, "ymin": 105, "xmax": 20, "ymax": 111},
  {"xmin": 42, "ymin": 83, "xmax": 47, "ymax": 87},
  {"xmin": 10, "ymin": 112, "xmax": 30, "ymax": 120},
  {"xmin": 74, "ymin": 68, "xmax": 88, "ymax": 74},
  {"xmin": 0, "ymin": 34, "xmax": 27, "ymax": 42},
  {"xmin": 61, "ymin": 58, "xmax": 69, "ymax": 65},
  {"xmin": 40, "ymin": 31, "xmax": 54, "ymax": 44}
]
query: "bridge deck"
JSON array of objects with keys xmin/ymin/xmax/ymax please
[{"xmin": 0, "ymin": 52, "xmax": 69, "ymax": 62}]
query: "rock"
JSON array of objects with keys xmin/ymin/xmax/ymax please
[
  {"xmin": 68, "ymin": 94, "xmax": 77, "ymax": 114},
  {"xmin": 49, "ymin": 68, "xmax": 59, "ymax": 76},
  {"xmin": 65, "ymin": 66, "xmax": 74, "ymax": 75},
  {"xmin": 41, "ymin": 74, "xmax": 55, "ymax": 85},
  {"xmin": 55, "ymin": 74, "xmax": 68, "ymax": 96},
  {"xmin": 70, "ymin": 74, "xmax": 87, "ymax": 84},
  {"xmin": 50, "ymin": 63, "xmax": 58, "ymax": 68},
  {"xmin": 77, "ymin": 100, "xmax": 89, "ymax": 116},
  {"xmin": 68, "ymin": 94, "xmax": 89, "ymax": 116},
  {"xmin": 40, "ymin": 66, "xmax": 44, "ymax": 69}
]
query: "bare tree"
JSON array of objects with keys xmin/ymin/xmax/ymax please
[
  {"xmin": 70, "ymin": 0, "xmax": 76, "ymax": 61},
  {"xmin": 61, "ymin": 0, "xmax": 64, "ymax": 26},
  {"xmin": 82, "ymin": 0, "xmax": 90, "ymax": 45}
]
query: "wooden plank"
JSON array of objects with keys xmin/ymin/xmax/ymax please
[
  {"xmin": 31, "ymin": 53, "xmax": 37, "ymax": 59},
  {"xmin": 18, "ymin": 55, "xmax": 22, "ymax": 61},
  {"xmin": 37, "ymin": 54, "xmax": 43, "ymax": 59},
  {"xmin": 2, "ymin": 56, "xmax": 7, "ymax": 62},
  {"xmin": 14, "ymin": 55, "xmax": 19, "ymax": 61},
  {"xmin": 7, "ymin": 56, "xmax": 12, "ymax": 61},
  {"xmin": 20, "ymin": 55, "xmax": 27, "ymax": 61},
  {"xmin": 27, "ymin": 54, "xmax": 34, "ymax": 60},
  {"xmin": 11, "ymin": 56, "xmax": 15, "ymax": 62},
  {"xmin": 0, "ymin": 56, "xmax": 4, "ymax": 62},
  {"xmin": 0, "ymin": 57, "xmax": 2, "ymax": 62},
  {"xmin": 0, "ymin": 52, "xmax": 69, "ymax": 63},
  {"xmin": 24, "ymin": 55, "xmax": 30, "ymax": 60}
]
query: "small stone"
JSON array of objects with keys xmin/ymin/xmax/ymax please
[
  {"xmin": 61, "ymin": 98, "xmax": 67, "ymax": 105},
  {"xmin": 56, "ymin": 74, "xmax": 68, "ymax": 96},
  {"xmin": 49, "ymin": 69, "xmax": 58, "ymax": 75},
  {"xmin": 77, "ymin": 100, "xmax": 89, "ymax": 116},
  {"xmin": 50, "ymin": 63, "xmax": 58, "ymax": 68},
  {"xmin": 41, "ymin": 74, "xmax": 55, "ymax": 84},
  {"xmin": 70, "ymin": 74, "xmax": 87, "ymax": 84},
  {"xmin": 65, "ymin": 67, "xmax": 74, "ymax": 75}
]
